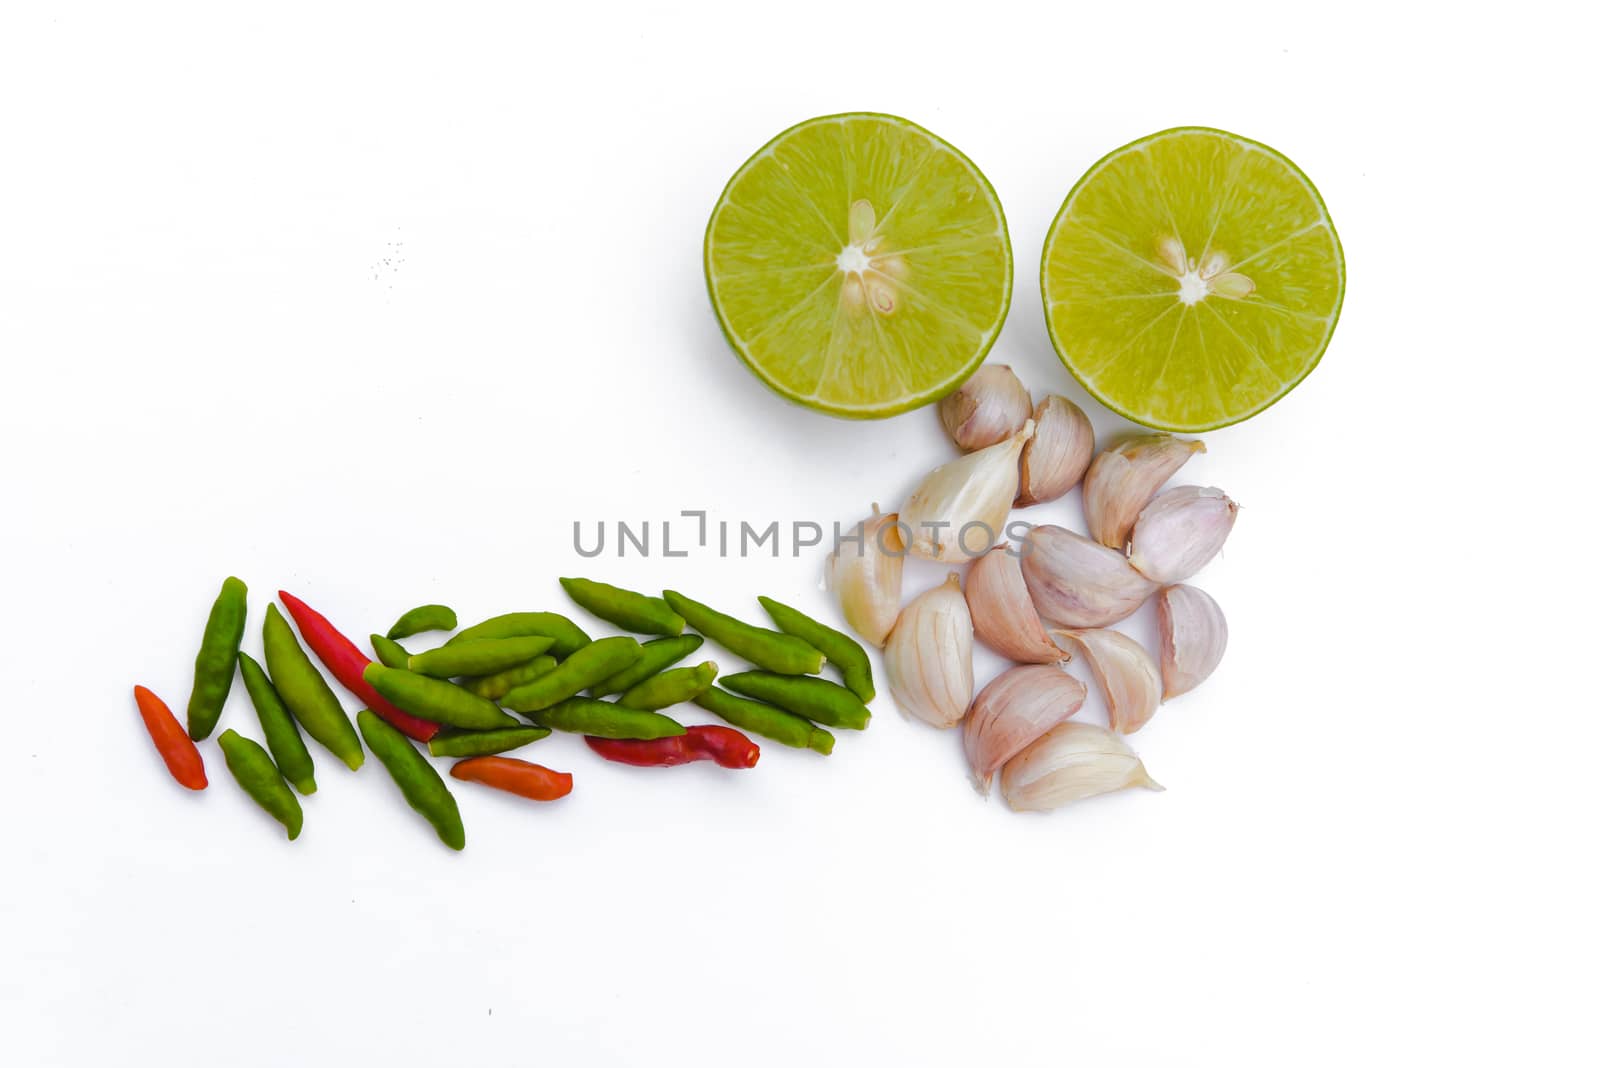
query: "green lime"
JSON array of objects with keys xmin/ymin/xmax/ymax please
[
  {"xmin": 705, "ymin": 113, "xmax": 1013, "ymax": 419},
  {"xmin": 1041, "ymin": 127, "xmax": 1344, "ymax": 431}
]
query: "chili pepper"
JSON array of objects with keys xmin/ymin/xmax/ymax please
[
  {"xmin": 357, "ymin": 710, "xmax": 465, "ymax": 851},
  {"xmin": 589, "ymin": 634, "xmax": 703, "ymax": 697},
  {"xmin": 527, "ymin": 696, "xmax": 685, "ymax": 740},
  {"xmin": 461, "ymin": 655, "xmax": 558, "ymax": 701},
  {"xmin": 584, "ymin": 725, "xmax": 760, "ymax": 769},
  {"xmin": 450, "ymin": 756, "xmax": 573, "ymax": 801},
  {"xmin": 386, "ymin": 603, "xmax": 457, "ymax": 640},
  {"xmin": 362, "ymin": 663, "xmax": 519, "ymax": 730},
  {"xmin": 277, "ymin": 590, "xmax": 438, "ymax": 742},
  {"xmin": 263, "ymin": 604, "xmax": 365, "ymax": 769},
  {"xmin": 370, "ymin": 634, "xmax": 412, "ymax": 669},
  {"xmin": 559, "ymin": 577, "xmax": 685, "ymax": 637},
  {"xmin": 719, "ymin": 671, "xmax": 871, "ymax": 730},
  {"xmin": 500, "ymin": 636, "xmax": 643, "ymax": 713},
  {"xmin": 185, "ymin": 576, "xmax": 248, "ymax": 740},
  {"xmin": 217, "ymin": 729, "xmax": 303, "ymax": 840},
  {"xmin": 694, "ymin": 685, "xmax": 835, "ymax": 755},
  {"xmin": 661, "ymin": 590, "xmax": 824, "ymax": 675},
  {"xmin": 408, "ymin": 635, "xmax": 554, "ymax": 679},
  {"xmin": 236, "ymin": 651, "xmax": 317, "ymax": 795},
  {"xmin": 616, "ymin": 661, "xmax": 719, "ymax": 711},
  {"xmin": 758, "ymin": 595, "xmax": 875, "ymax": 702},
  {"xmin": 133, "ymin": 685, "xmax": 207, "ymax": 790},
  {"xmin": 449, "ymin": 611, "xmax": 591, "ymax": 658},
  {"xmin": 427, "ymin": 725, "xmax": 552, "ymax": 759}
]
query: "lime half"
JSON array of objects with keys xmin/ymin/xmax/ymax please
[
  {"xmin": 706, "ymin": 113, "xmax": 1012, "ymax": 419},
  {"xmin": 1041, "ymin": 127, "xmax": 1344, "ymax": 431}
]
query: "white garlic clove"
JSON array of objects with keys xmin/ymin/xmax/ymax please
[
  {"xmin": 1127, "ymin": 485, "xmax": 1238, "ymax": 584},
  {"xmin": 999, "ymin": 720, "xmax": 1163, "ymax": 812},
  {"xmin": 1020, "ymin": 525, "xmax": 1156, "ymax": 629},
  {"xmin": 885, "ymin": 572, "xmax": 974, "ymax": 729},
  {"xmin": 964, "ymin": 664, "xmax": 1087, "ymax": 795},
  {"xmin": 1156, "ymin": 584, "xmax": 1228, "ymax": 699},
  {"xmin": 938, "ymin": 364, "xmax": 1032, "ymax": 452},
  {"xmin": 1016, "ymin": 395, "xmax": 1095, "ymax": 507},
  {"xmin": 901, "ymin": 420, "xmax": 1034, "ymax": 563},
  {"xmin": 1053, "ymin": 628, "xmax": 1163, "ymax": 734},
  {"xmin": 966, "ymin": 545, "xmax": 1069, "ymax": 664},
  {"xmin": 1081, "ymin": 434, "xmax": 1206, "ymax": 549},
  {"xmin": 824, "ymin": 505, "xmax": 905, "ymax": 648}
]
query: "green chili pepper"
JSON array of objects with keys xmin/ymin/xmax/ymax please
[
  {"xmin": 386, "ymin": 603, "xmax": 457, "ymax": 640},
  {"xmin": 527, "ymin": 696, "xmax": 685, "ymax": 740},
  {"xmin": 357, "ymin": 710, "xmax": 465, "ymax": 851},
  {"xmin": 362, "ymin": 664, "xmax": 519, "ymax": 730},
  {"xmin": 661, "ymin": 591, "xmax": 824, "ymax": 675},
  {"xmin": 217, "ymin": 729, "xmax": 303, "ymax": 840},
  {"xmin": 590, "ymin": 635, "xmax": 704, "ymax": 697},
  {"xmin": 758, "ymin": 595, "xmax": 875, "ymax": 702},
  {"xmin": 616, "ymin": 662, "xmax": 719, "ymax": 711},
  {"xmin": 407, "ymin": 635, "xmax": 555, "ymax": 679},
  {"xmin": 500, "ymin": 636, "xmax": 643, "ymax": 713},
  {"xmin": 462, "ymin": 655, "xmax": 558, "ymax": 700},
  {"xmin": 559, "ymin": 577, "xmax": 685, "ymax": 637},
  {"xmin": 262, "ymin": 604, "xmax": 364, "ymax": 769},
  {"xmin": 449, "ymin": 612, "xmax": 591, "ymax": 657},
  {"xmin": 694, "ymin": 686, "xmax": 835, "ymax": 755},
  {"xmin": 427, "ymin": 725, "xmax": 551, "ymax": 758},
  {"xmin": 236, "ymin": 651, "xmax": 317, "ymax": 795},
  {"xmin": 185, "ymin": 576, "xmax": 249, "ymax": 740},
  {"xmin": 370, "ymin": 633, "xmax": 412, "ymax": 669},
  {"xmin": 718, "ymin": 671, "xmax": 871, "ymax": 730}
]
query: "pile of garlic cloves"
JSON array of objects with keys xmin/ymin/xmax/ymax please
[{"xmin": 829, "ymin": 363, "xmax": 1236, "ymax": 814}]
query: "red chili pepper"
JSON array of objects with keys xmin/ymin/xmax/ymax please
[
  {"xmin": 134, "ymin": 685, "xmax": 207, "ymax": 790},
  {"xmin": 450, "ymin": 757, "xmax": 574, "ymax": 801},
  {"xmin": 585, "ymin": 725, "xmax": 760, "ymax": 769},
  {"xmin": 277, "ymin": 589, "xmax": 439, "ymax": 741}
]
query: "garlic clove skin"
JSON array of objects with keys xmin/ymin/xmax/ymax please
[
  {"xmin": 938, "ymin": 364, "xmax": 1031, "ymax": 452},
  {"xmin": 1127, "ymin": 485, "xmax": 1238, "ymax": 584},
  {"xmin": 1081, "ymin": 434, "xmax": 1206, "ymax": 549},
  {"xmin": 901, "ymin": 420, "xmax": 1034, "ymax": 563},
  {"xmin": 885, "ymin": 572, "xmax": 974, "ymax": 729},
  {"xmin": 1019, "ymin": 525, "xmax": 1156, "ymax": 629},
  {"xmin": 999, "ymin": 720, "xmax": 1163, "ymax": 812},
  {"xmin": 1053, "ymin": 628, "xmax": 1163, "ymax": 734},
  {"xmin": 964, "ymin": 664, "xmax": 1087, "ymax": 794},
  {"xmin": 966, "ymin": 545, "xmax": 1069, "ymax": 664},
  {"xmin": 1015, "ymin": 395, "xmax": 1095, "ymax": 507},
  {"xmin": 1156, "ymin": 584, "xmax": 1228, "ymax": 699},
  {"xmin": 824, "ymin": 505, "xmax": 905, "ymax": 648}
]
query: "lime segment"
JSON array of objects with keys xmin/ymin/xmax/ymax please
[
  {"xmin": 1041, "ymin": 127, "xmax": 1344, "ymax": 431},
  {"xmin": 706, "ymin": 114, "xmax": 1013, "ymax": 419}
]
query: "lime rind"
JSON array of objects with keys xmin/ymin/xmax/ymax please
[{"xmin": 1040, "ymin": 126, "xmax": 1345, "ymax": 432}]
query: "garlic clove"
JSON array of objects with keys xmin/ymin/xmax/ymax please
[
  {"xmin": 1015, "ymin": 395, "xmax": 1095, "ymax": 507},
  {"xmin": 824, "ymin": 505, "xmax": 905, "ymax": 648},
  {"xmin": 1019, "ymin": 525, "xmax": 1156, "ymax": 629},
  {"xmin": 966, "ymin": 545, "xmax": 1069, "ymax": 664},
  {"xmin": 1127, "ymin": 485, "xmax": 1238, "ymax": 584},
  {"xmin": 999, "ymin": 720, "xmax": 1163, "ymax": 812},
  {"xmin": 1053, "ymin": 628, "xmax": 1163, "ymax": 734},
  {"xmin": 1081, "ymin": 434, "xmax": 1206, "ymax": 549},
  {"xmin": 938, "ymin": 364, "xmax": 1032, "ymax": 453},
  {"xmin": 1156, "ymin": 584, "xmax": 1228, "ymax": 699},
  {"xmin": 885, "ymin": 572, "xmax": 974, "ymax": 729},
  {"xmin": 901, "ymin": 420, "xmax": 1034, "ymax": 563},
  {"xmin": 964, "ymin": 664, "xmax": 1087, "ymax": 794}
]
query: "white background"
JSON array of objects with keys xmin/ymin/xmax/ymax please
[{"xmin": 3, "ymin": 3, "xmax": 1594, "ymax": 1065}]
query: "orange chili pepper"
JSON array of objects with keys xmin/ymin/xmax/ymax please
[
  {"xmin": 134, "ymin": 685, "xmax": 207, "ymax": 790},
  {"xmin": 449, "ymin": 756, "xmax": 573, "ymax": 802}
]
